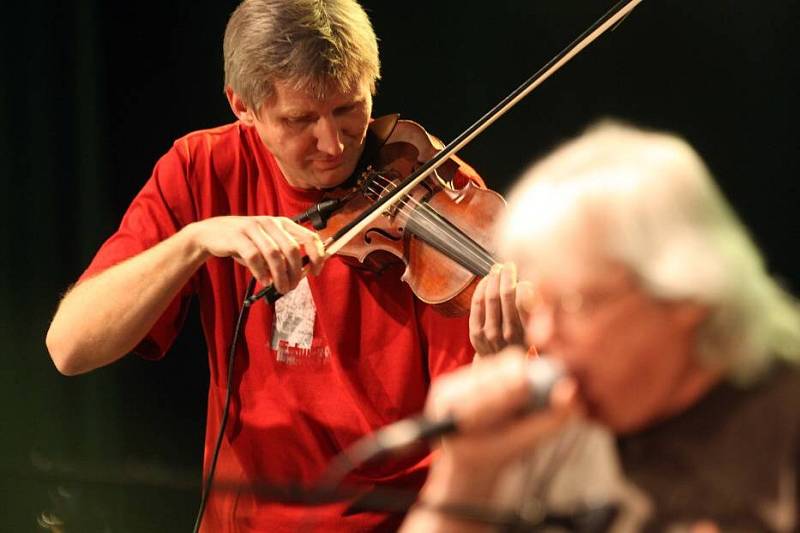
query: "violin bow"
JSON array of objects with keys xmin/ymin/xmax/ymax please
[{"xmin": 249, "ymin": 0, "xmax": 643, "ymax": 305}]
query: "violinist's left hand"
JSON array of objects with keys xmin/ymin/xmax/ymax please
[{"xmin": 468, "ymin": 262, "xmax": 534, "ymax": 356}]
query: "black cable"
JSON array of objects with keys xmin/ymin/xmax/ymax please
[
  {"xmin": 192, "ymin": 206, "xmax": 343, "ymax": 530},
  {"xmin": 192, "ymin": 277, "xmax": 256, "ymax": 533}
]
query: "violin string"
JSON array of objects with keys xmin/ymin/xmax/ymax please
[
  {"xmin": 363, "ymin": 174, "xmax": 496, "ymax": 275},
  {"xmin": 364, "ymin": 174, "xmax": 496, "ymax": 274},
  {"xmin": 409, "ymin": 202, "xmax": 496, "ymax": 275}
]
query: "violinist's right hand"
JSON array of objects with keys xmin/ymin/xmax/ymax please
[
  {"xmin": 191, "ymin": 216, "xmax": 327, "ymax": 294},
  {"xmin": 468, "ymin": 262, "xmax": 534, "ymax": 356},
  {"xmin": 46, "ymin": 214, "xmax": 326, "ymax": 376}
]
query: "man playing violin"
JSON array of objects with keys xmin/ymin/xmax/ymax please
[
  {"xmin": 45, "ymin": 0, "xmax": 526, "ymax": 530},
  {"xmin": 404, "ymin": 121, "xmax": 800, "ymax": 532}
]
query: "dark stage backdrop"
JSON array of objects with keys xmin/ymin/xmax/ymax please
[{"xmin": 1, "ymin": 1, "xmax": 798, "ymax": 531}]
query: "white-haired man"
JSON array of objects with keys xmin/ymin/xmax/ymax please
[{"xmin": 403, "ymin": 121, "xmax": 800, "ymax": 532}]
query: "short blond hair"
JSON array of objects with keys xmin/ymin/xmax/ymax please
[
  {"xmin": 223, "ymin": 0, "xmax": 380, "ymax": 110},
  {"xmin": 501, "ymin": 120, "xmax": 800, "ymax": 382}
]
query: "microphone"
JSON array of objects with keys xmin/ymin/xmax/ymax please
[
  {"xmin": 320, "ymin": 357, "xmax": 565, "ymax": 488},
  {"xmin": 374, "ymin": 356, "xmax": 564, "ymax": 448},
  {"xmin": 292, "ymin": 197, "xmax": 344, "ymax": 229}
]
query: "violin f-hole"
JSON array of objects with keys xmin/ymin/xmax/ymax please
[{"xmin": 364, "ymin": 227, "xmax": 403, "ymax": 245}]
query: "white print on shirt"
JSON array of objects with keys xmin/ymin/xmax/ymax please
[{"xmin": 270, "ymin": 278, "xmax": 330, "ymax": 365}]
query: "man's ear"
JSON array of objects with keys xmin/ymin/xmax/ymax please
[{"xmin": 226, "ymin": 87, "xmax": 256, "ymax": 126}]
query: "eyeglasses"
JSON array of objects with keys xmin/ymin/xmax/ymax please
[{"xmin": 529, "ymin": 276, "xmax": 641, "ymax": 322}]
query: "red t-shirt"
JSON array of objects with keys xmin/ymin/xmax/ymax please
[{"xmin": 81, "ymin": 122, "xmax": 476, "ymax": 531}]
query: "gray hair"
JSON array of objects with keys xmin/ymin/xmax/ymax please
[
  {"xmin": 223, "ymin": 0, "xmax": 380, "ymax": 110},
  {"xmin": 500, "ymin": 120, "xmax": 800, "ymax": 382}
]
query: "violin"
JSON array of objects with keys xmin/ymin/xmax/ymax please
[
  {"xmin": 246, "ymin": 0, "xmax": 643, "ymax": 311},
  {"xmin": 315, "ymin": 115, "xmax": 504, "ymax": 316}
]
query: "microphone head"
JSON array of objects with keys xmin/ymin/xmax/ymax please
[{"xmin": 526, "ymin": 356, "xmax": 566, "ymax": 410}]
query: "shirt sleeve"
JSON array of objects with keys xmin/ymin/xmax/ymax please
[{"xmin": 79, "ymin": 144, "xmax": 199, "ymax": 359}]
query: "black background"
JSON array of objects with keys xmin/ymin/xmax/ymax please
[{"xmin": 1, "ymin": 1, "xmax": 798, "ymax": 531}]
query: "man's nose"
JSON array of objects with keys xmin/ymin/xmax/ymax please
[{"xmin": 314, "ymin": 116, "xmax": 344, "ymax": 157}]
